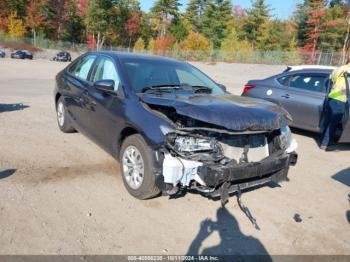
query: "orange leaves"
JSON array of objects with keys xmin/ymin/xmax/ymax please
[
  {"xmin": 7, "ymin": 12, "xmax": 25, "ymax": 37},
  {"xmin": 26, "ymin": 0, "xmax": 46, "ymax": 30},
  {"xmin": 87, "ymin": 34, "xmax": 96, "ymax": 51},
  {"xmin": 126, "ymin": 12, "xmax": 141, "ymax": 38},
  {"xmin": 179, "ymin": 31, "xmax": 211, "ymax": 51},
  {"xmin": 154, "ymin": 35, "xmax": 176, "ymax": 51}
]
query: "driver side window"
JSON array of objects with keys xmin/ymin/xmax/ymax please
[{"xmin": 92, "ymin": 57, "xmax": 120, "ymax": 91}]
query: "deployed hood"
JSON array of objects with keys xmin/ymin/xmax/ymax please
[{"xmin": 140, "ymin": 93, "xmax": 291, "ymax": 132}]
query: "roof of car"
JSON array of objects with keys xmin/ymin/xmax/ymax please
[
  {"xmin": 285, "ymin": 65, "xmax": 336, "ymax": 72},
  {"xmin": 88, "ymin": 51, "xmax": 183, "ymax": 63}
]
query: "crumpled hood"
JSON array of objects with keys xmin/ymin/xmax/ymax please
[{"xmin": 140, "ymin": 93, "xmax": 291, "ymax": 131}]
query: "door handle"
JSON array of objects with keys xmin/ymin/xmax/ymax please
[
  {"xmin": 282, "ymin": 94, "xmax": 290, "ymax": 99},
  {"xmin": 82, "ymin": 90, "xmax": 97, "ymax": 106}
]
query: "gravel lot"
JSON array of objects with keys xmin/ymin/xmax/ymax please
[{"xmin": 0, "ymin": 58, "xmax": 349, "ymax": 255}]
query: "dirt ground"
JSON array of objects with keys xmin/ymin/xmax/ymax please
[{"xmin": 0, "ymin": 58, "xmax": 349, "ymax": 255}]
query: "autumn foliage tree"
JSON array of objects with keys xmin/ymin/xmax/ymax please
[
  {"xmin": 154, "ymin": 35, "xmax": 176, "ymax": 52},
  {"xmin": 302, "ymin": 0, "xmax": 326, "ymax": 62},
  {"xmin": 133, "ymin": 37, "xmax": 145, "ymax": 51},
  {"xmin": 7, "ymin": 12, "xmax": 26, "ymax": 38},
  {"xmin": 151, "ymin": 0, "xmax": 181, "ymax": 36},
  {"xmin": 125, "ymin": 11, "xmax": 141, "ymax": 49},
  {"xmin": 26, "ymin": 0, "xmax": 46, "ymax": 46},
  {"xmin": 179, "ymin": 31, "xmax": 211, "ymax": 51},
  {"xmin": 86, "ymin": 0, "xmax": 116, "ymax": 50}
]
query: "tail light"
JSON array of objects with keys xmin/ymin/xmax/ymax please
[{"xmin": 243, "ymin": 84, "xmax": 256, "ymax": 93}]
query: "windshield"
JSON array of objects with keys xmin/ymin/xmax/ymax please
[{"xmin": 120, "ymin": 57, "xmax": 224, "ymax": 95}]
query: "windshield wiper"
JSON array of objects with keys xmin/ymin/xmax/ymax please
[
  {"xmin": 141, "ymin": 84, "xmax": 213, "ymax": 94},
  {"xmin": 141, "ymin": 84, "xmax": 184, "ymax": 93},
  {"xmin": 191, "ymin": 85, "xmax": 212, "ymax": 93}
]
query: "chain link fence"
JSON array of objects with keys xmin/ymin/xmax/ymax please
[{"xmin": 0, "ymin": 33, "xmax": 346, "ymax": 66}]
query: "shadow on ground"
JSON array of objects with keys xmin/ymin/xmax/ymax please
[
  {"xmin": 347, "ymin": 194, "xmax": 350, "ymax": 224},
  {"xmin": 0, "ymin": 103, "xmax": 29, "ymax": 113},
  {"xmin": 187, "ymin": 207, "xmax": 271, "ymax": 260},
  {"xmin": 291, "ymin": 127, "xmax": 350, "ymax": 151},
  {"xmin": 332, "ymin": 167, "xmax": 350, "ymax": 187},
  {"xmin": 171, "ymin": 182, "xmax": 281, "ymax": 230},
  {"xmin": 0, "ymin": 169, "xmax": 16, "ymax": 179}
]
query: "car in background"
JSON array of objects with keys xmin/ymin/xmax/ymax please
[
  {"xmin": 11, "ymin": 50, "xmax": 33, "ymax": 60},
  {"xmin": 54, "ymin": 51, "xmax": 297, "ymax": 203},
  {"xmin": 53, "ymin": 51, "xmax": 71, "ymax": 62},
  {"xmin": 242, "ymin": 65, "xmax": 350, "ymax": 143},
  {"xmin": 0, "ymin": 50, "xmax": 5, "ymax": 58}
]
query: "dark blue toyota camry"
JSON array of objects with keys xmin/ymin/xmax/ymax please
[{"xmin": 54, "ymin": 51, "xmax": 297, "ymax": 204}]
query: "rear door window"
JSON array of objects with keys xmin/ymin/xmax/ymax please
[
  {"xmin": 70, "ymin": 55, "xmax": 96, "ymax": 81},
  {"xmin": 289, "ymin": 74, "xmax": 328, "ymax": 93},
  {"xmin": 277, "ymin": 75, "xmax": 291, "ymax": 86}
]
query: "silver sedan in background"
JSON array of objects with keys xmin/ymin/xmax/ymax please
[{"xmin": 242, "ymin": 65, "xmax": 350, "ymax": 143}]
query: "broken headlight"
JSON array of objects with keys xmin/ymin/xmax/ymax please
[
  {"xmin": 173, "ymin": 136, "xmax": 218, "ymax": 153},
  {"xmin": 280, "ymin": 126, "xmax": 292, "ymax": 150}
]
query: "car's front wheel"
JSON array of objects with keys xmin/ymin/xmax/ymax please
[
  {"xmin": 56, "ymin": 97, "xmax": 75, "ymax": 133},
  {"xmin": 120, "ymin": 134, "xmax": 160, "ymax": 199}
]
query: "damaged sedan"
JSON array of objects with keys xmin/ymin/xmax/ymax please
[{"xmin": 54, "ymin": 52, "xmax": 298, "ymax": 203}]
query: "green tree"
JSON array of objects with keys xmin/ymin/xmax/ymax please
[
  {"xmin": 185, "ymin": 0, "xmax": 208, "ymax": 32},
  {"xmin": 262, "ymin": 20, "xmax": 296, "ymax": 51},
  {"xmin": 113, "ymin": 0, "xmax": 141, "ymax": 47},
  {"xmin": 139, "ymin": 12, "xmax": 157, "ymax": 46},
  {"xmin": 147, "ymin": 38, "xmax": 155, "ymax": 50},
  {"xmin": 221, "ymin": 28, "xmax": 252, "ymax": 52},
  {"xmin": 319, "ymin": 3, "xmax": 346, "ymax": 51},
  {"xmin": 294, "ymin": 1, "xmax": 309, "ymax": 47},
  {"xmin": 221, "ymin": 28, "xmax": 253, "ymax": 62},
  {"xmin": 134, "ymin": 37, "xmax": 145, "ymax": 51},
  {"xmin": 86, "ymin": 0, "xmax": 116, "ymax": 49},
  {"xmin": 150, "ymin": 0, "xmax": 181, "ymax": 36},
  {"xmin": 61, "ymin": 0, "xmax": 85, "ymax": 43},
  {"xmin": 26, "ymin": 0, "xmax": 46, "ymax": 46},
  {"xmin": 201, "ymin": 0, "xmax": 232, "ymax": 48},
  {"xmin": 242, "ymin": 0, "xmax": 270, "ymax": 49},
  {"xmin": 169, "ymin": 14, "xmax": 189, "ymax": 41},
  {"xmin": 0, "ymin": 0, "xmax": 28, "ymax": 19}
]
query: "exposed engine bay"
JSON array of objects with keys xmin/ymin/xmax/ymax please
[{"xmin": 146, "ymin": 102, "xmax": 298, "ymax": 204}]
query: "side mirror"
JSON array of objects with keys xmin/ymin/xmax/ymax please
[
  {"xmin": 218, "ymin": 83, "xmax": 227, "ymax": 92},
  {"xmin": 94, "ymin": 80, "xmax": 115, "ymax": 93}
]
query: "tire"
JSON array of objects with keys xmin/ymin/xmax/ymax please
[
  {"xmin": 120, "ymin": 134, "xmax": 160, "ymax": 199},
  {"xmin": 56, "ymin": 96, "xmax": 75, "ymax": 133}
]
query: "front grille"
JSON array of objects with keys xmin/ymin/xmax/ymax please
[{"xmin": 218, "ymin": 133, "xmax": 272, "ymax": 163}]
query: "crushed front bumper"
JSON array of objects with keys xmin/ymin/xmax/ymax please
[
  {"xmin": 161, "ymin": 149, "xmax": 298, "ymax": 194},
  {"xmin": 197, "ymin": 152, "xmax": 297, "ymax": 188}
]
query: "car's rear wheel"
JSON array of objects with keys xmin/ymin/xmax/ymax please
[
  {"xmin": 120, "ymin": 134, "xmax": 160, "ymax": 199},
  {"xmin": 56, "ymin": 97, "xmax": 75, "ymax": 133}
]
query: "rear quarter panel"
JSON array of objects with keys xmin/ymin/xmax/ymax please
[{"xmin": 242, "ymin": 78, "xmax": 286, "ymax": 107}]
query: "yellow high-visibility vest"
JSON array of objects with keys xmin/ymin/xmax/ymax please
[{"xmin": 328, "ymin": 64, "xmax": 350, "ymax": 103}]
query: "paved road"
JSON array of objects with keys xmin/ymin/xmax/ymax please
[{"xmin": 0, "ymin": 59, "xmax": 349, "ymax": 255}]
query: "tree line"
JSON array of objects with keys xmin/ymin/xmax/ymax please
[{"xmin": 0, "ymin": 0, "xmax": 349, "ymax": 60}]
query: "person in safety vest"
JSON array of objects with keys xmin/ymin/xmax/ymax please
[{"xmin": 320, "ymin": 57, "xmax": 350, "ymax": 150}]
